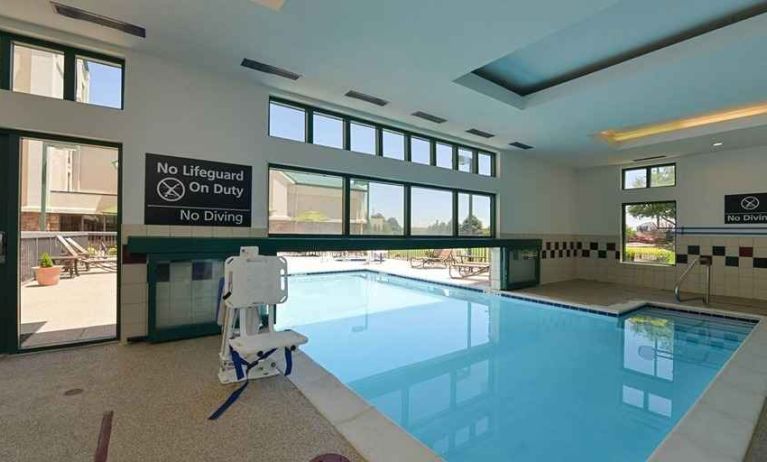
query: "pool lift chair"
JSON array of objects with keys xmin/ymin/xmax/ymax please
[{"xmin": 209, "ymin": 247, "xmax": 308, "ymax": 420}]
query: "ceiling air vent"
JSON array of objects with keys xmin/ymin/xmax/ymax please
[
  {"xmin": 509, "ymin": 141, "xmax": 534, "ymax": 150},
  {"xmin": 345, "ymin": 90, "xmax": 389, "ymax": 107},
  {"xmin": 412, "ymin": 111, "xmax": 447, "ymax": 124},
  {"xmin": 51, "ymin": 2, "xmax": 146, "ymax": 38},
  {"xmin": 632, "ymin": 155, "xmax": 667, "ymax": 162},
  {"xmin": 241, "ymin": 58, "xmax": 300, "ymax": 80},
  {"xmin": 466, "ymin": 128, "xmax": 495, "ymax": 139}
]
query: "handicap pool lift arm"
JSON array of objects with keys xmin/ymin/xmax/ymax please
[{"xmin": 210, "ymin": 247, "xmax": 308, "ymax": 419}]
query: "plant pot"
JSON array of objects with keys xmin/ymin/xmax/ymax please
[{"xmin": 33, "ymin": 266, "xmax": 63, "ymax": 286}]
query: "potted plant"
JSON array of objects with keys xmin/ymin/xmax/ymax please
[{"xmin": 34, "ymin": 252, "xmax": 63, "ymax": 286}]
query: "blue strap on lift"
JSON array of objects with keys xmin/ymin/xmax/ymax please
[{"xmin": 208, "ymin": 346, "xmax": 294, "ymax": 420}]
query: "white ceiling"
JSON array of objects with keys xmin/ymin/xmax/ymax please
[{"xmin": 2, "ymin": 0, "xmax": 767, "ymax": 167}]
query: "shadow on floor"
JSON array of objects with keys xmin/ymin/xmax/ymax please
[{"xmin": 19, "ymin": 323, "xmax": 116, "ymax": 349}]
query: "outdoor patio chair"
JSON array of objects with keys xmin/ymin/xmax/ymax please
[
  {"xmin": 64, "ymin": 236, "xmax": 117, "ymax": 271},
  {"xmin": 410, "ymin": 249, "xmax": 454, "ymax": 269},
  {"xmin": 449, "ymin": 250, "xmax": 490, "ymax": 279}
]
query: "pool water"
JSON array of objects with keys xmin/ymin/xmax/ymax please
[{"xmin": 276, "ymin": 271, "xmax": 754, "ymax": 462}]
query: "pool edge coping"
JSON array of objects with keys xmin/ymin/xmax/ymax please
[{"xmin": 287, "ymin": 269, "xmax": 766, "ymax": 461}]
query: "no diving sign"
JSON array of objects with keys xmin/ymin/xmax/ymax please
[
  {"xmin": 145, "ymin": 153, "xmax": 251, "ymax": 226},
  {"xmin": 725, "ymin": 192, "xmax": 767, "ymax": 224}
]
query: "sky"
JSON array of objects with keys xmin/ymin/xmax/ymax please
[{"xmin": 84, "ymin": 60, "xmax": 122, "ymax": 109}]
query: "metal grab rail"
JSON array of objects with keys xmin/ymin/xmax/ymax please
[{"xmin": 674, "ymin": 256, "xmax": 712, "ymax": 305}]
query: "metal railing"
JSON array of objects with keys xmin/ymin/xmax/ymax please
[
  {"xmin": 674, "ymin": 256, "xmax": 712, "ymax": 305},
  {"xmin": 19, "ymin": 231, "xmax": 117, "ymax": 282}
]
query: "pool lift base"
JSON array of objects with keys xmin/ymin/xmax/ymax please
[{"xmin": 210, "ymin": 247, "xmax": 307, "ymax": 419}]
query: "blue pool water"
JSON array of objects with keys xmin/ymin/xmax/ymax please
[{"xmin": 276, "ymin": 271, "xmax": 754, "ymax": 462}]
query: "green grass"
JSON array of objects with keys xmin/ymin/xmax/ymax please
[{"xmin": 624, "ymin": 246, "xmax": 675, "ymax": 265}]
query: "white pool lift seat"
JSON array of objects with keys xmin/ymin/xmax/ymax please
[{"xmin": 209, "ymin": 247, "xmax": 307, "ymax": 420}]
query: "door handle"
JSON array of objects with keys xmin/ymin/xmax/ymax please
[{"xmin": 0, "ymin": 231, "xmax": 5, "ymax": 264}]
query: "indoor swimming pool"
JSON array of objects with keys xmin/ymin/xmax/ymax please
[{"xmin": 277, "ymin": 271, "xmax": 755, "ymax": 462}]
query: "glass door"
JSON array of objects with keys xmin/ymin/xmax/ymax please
[{"xmin": 0, "ymin": 133, "xmax": 20, "ymax": 353}]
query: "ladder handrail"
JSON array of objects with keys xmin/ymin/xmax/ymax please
[{"xmin": 674, "ymin": 256, "xmax": 711, "ymax": 304}]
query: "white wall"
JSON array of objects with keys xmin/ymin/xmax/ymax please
[
  {"xmin": 0, "ymin": 19, "xmax": 578, "ymax": 236},
  {"xmin": 576, "ymin": 145, "xmax": 767, "ymax": 236}
]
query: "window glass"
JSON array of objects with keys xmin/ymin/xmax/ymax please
[
  {"xmin": 623, "ymin": 168, "xmax": 647, "ymax": 189},
  {"xmin": 269, "ymin": 102, "xmax": 306, "ymax": 141},
  {"xmin": 457, "ymin": 148, "xmax": 473, "ymax": 172},
  {"xmin": 12, "ymin": 43, "xmax": 64, "ymax": 99},
  {"xmin": 268, "ymin": 168, "xmax": 343, "ymax": 234},
  {"xmin": 650, "ymin": 165, "xmax": 675, "ymax": 187},
  {"xmin": 477, "ymin": 152, "xmax": 493, "ymax": 176},
  {"xmin": 312, "ymin": 113, "xmax": 344, "ymax": 149},
  {"xmin": 623, "ymin": 202, "xmax": 676, "ymax": 265},
  {"xmin": 76, "ymin": 57, "xmax": 123, "ymax": 109},
  {"xmin": 435, "ymin": 143, "xmax": 453, "ymax": 169},
  {"xmin": 382, "ymin": 130, "xmax": 405, "ymax": 160},
  {"xmin": 350, "ymin": 122, "xmax": 376, "ymax": 155},
  {"xmin": 350, "ymin": 180, "xmax": 404, "ymax": 235},
  {"xmin": 458, "ymin": 193, "xmax": 492, "ymax": 236},
  {"xmin": 411, "ymin": 187, "xmax": 453, "ymax": 236},
  {"xmin": 410, "ymin": 137, "xmax": 431, "ymax": 165}
]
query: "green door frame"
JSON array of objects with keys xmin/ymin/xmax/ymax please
[{"xmin": 0, "ymin": 128, "xmax": 122, "ymax": 354}]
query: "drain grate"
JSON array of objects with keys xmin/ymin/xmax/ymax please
[
  {"xmin": 310, "ymin": 454, "xmax": 351, "ymax": 462},
  {"xmin": 63, "ymin": 388, "xmax": 84, "ymax": 396}
]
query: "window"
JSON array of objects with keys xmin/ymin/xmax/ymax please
[
  {"xmin": 623, "ymin": 164, "xmax": 676, "ymax": 189},
  {"xmin": 350, "ymin": 180, "xmax": 404, "ymax": 235},
  {"xmin": 411, "ymin": 137, "xmax": 431, "ymax": 165},
  {"xmin": 411, "ymin": 187, "xmax": 453, "ymax": 236},
  {"xmin": 457, "ymin": 148, "xmax": 473, "ymax": 172},
  {"xmin": 623, "ymin": 201, "xmax": 676, "ymax": 265},
  {"xmin": 312, "ymin": 112, "xmax": 344, "ymax": 149},
  {"xmin": 350, "ymin": 122, "xmax": 376, "ymax": 155},
  {"xmin": 382, "ymin": 130, "xmax": 405, "ymax": 160},
  {"xmin": 435, "ymin": 142, "xmax": 453, "ymax": 169},
  {"xmin": 76, "ymin": 57, "xmax": 123, "ymax": 109},
  {"xmin": 268, "ymin": 168, "xmax": 343, "ymax": 234},
  {"xmin": 458, "ymin": 193, "xmax": 492, "ymax": 236},
  {"xmin": 478, "ymin": 152, "xmax": 493, "ymax": 176},
  {"xmin": 12, "ymin": 43, "xmax": 64, "ymax": 99},
  {"xmin": 269, "ymin": 102, "xmax": 306, "ymax": 141}
]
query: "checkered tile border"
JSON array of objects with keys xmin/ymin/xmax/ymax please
[
  {"xmin": 676, "ymin": 245, "xmax": 767, "ymax": 269},
  {"xmin": 541, "ymin": 241, "xmax": 620, "ymax": 260}
]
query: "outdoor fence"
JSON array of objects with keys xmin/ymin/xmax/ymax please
[{"xmin": 19, "ymin": 231, "xmax": 117, "ymax": 282}]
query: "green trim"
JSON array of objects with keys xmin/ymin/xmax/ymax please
[
  {"xmin": 0, "ymin": 35, "xmax": 10, "ymax": 90},
  {"xmin": 268, "ymin": 96, "xmax": 497, "ymax": 177}
]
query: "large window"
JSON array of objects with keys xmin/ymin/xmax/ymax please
[
  {"xmin": 267, "ymin": 98, "xmax": 497, "ymax": 177},
  {"xmin": 269, "ymin": 166, "xmax": 495, "ymax": 237},
  {"xmin": 350, "ymin": 180, "xmax": 404, "ymax": 236},
  {"xmin": 623, "ymin": 201, "xmax": 676, "ymax": 265},
  {"xmin": 312, "ymin": 112, "xmax": 343, "ymax": 148},
  {"xmin": 2, "ymin": 32, "xmax": 124, "ymax": 108},
  {"xmin": 458, "ymin": 193, "xmax": 492, "ymax": 236},
  {"xmin": 411, "ymin": 187, "xmax": 453, "ymax": 236},
  {"xmin": 268, "ymin": 168, "xmax": 344, "ymax": 234},
  {"xmin": 623, "ymin": 164, "xmax": 676, "ymax": 189},
  {"xmin": 269, "ymin": 102, "xmax": 306, "ymax": 141}
]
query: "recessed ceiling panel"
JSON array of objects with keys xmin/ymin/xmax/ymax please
[{"xmin": 472, "ymin": 0, "xmax": 767, "ymax": 96}]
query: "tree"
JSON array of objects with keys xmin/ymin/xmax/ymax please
[
  {"xmin": 459, "ymin": 214, "xmax": 484, "ymax": 235},
  {"xmin": 626, "ymin": 203, "xmax": 676, "ymax": 228},
  {"xmin": 425, "ymin": 220, "xmax": 452, "ymax": 234}
]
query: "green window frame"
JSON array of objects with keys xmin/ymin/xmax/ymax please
[
  {"xmin": 0, "ymin": 29, "xmax": 125, "ymax": 109},
  {"xmin": 267, "ymin": 97, "xmax": 497, "ymax": 177},
  {"xmin": 267, "ymin": 164, "xmax": 496, "ymax": 239}
]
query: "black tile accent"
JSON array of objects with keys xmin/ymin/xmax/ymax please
[
  {"xmin": 740, "ymin": 247, "xmax": 754, "ymax": 258},
  {"xmin": 570, "ymin": 241, "xmax": 576, "ymax": 249},
  {"xmin": 676, "ymin": 254, "xmax": 688, "ymax": 264},
  {"xmin": 554, "ymin": 242, "xmax": 559, "ymax": 250},
  {"xmin": 122, "ymin": 245, "xmax": 147, "ymax": 264},
  {"xmin": 725, "ymin": 256, "xmax": 739, "ymax": 267},
  {"xmin": 615, "ymin": 251, "xmax": 621, "ymax": 260},
  {"xmin": 688, "ymin": 245, "xmax": 700, "ymax": 255},
  {"xmin": 606, "ymin": 243, "xmax": 616, "ymax": 251},
  {"xmin": 598, "ymin": 250, "xmax": 607, "ymax": 259},
  {"xmin": 558, "ymin": 250, "xmax": 564, "ymax": 258},
  {"xmin": 712, "ymin": 246, "xmax": 726, "ymax": 256},
  {"xmin": 590, "ymin": 242, "xmax": 598, "ymax": 250},
  {"xmin": 192, "ymin": 261, "xmax": 212, "ymax": 280},
  {"xmin": 541, "ymin": 250, "xmax": 547, "ymax": 259},
  {"xmin": 566, "ymin": 249, "xmax": 571, "ymax": 257},
  {"xmin": 753, "ymin": 258, "xmax": 767, "ymax": 269},
  {"xmin": 546, "ymin": 242, "xmax": 551, "ymax": 250},
  {"xmin": 582, "ymin": 250, "xmax": 590, "ymax": 258},
  {"xmin": 577, "ymin": 242, "xmax": 583, "ymax": 250},
  {"xmin": 157, "ymin": 263, "xmax": 170, "ymax": 282}
]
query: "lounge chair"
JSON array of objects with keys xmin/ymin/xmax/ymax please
[
  {"xmin": 410, "ymin": 249, "xmax": 453, "ymax": 269},
  {"xmin": 449, "ymin": 250, "xmax": 490, "ymax": 278},
  {"xmin": 58, "ymin": 236, "xmax": 117, "ymax": 272}
]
